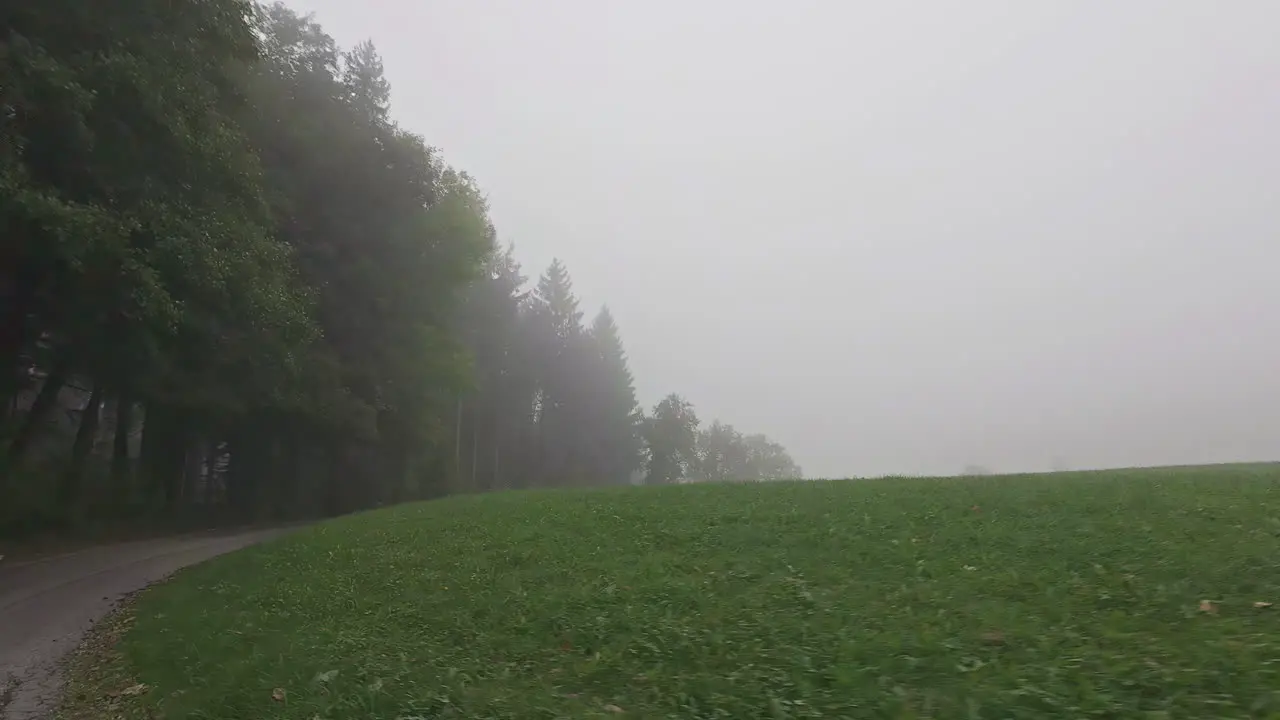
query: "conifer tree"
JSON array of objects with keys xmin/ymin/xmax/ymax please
[{"xmin": 583, "ymin": 307, "xmax": 643, "ymax": 484}]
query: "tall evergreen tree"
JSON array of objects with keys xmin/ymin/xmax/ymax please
[
  {"xmin": 341, "ymin": 40, "xmax": 392, "ymax": 123},
  {"xmin": 454, "ymin": 243, "xmax": 537, "ymax": 491},
  {"xmin": 531, "ymin": 259, "xmax": 583, "ymax": 341},
  {"xmin": 525, "ymin": 259, "xmax": 588, "ymax": 485},
  {"xmin": 582, "ymin": 307, "xmax": 643, "ymax": 484}
]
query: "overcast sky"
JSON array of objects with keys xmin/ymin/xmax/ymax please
[{"xmin": 288, "ymin": 0, "xmax": 1279, "ymax": 478}]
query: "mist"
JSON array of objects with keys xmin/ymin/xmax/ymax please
[{"xmin": 289, "ymin": 0, "xmax": 1280, "ymax": 477}]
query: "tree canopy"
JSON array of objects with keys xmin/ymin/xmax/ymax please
[{"xmin": 0, "ymin": 1, "xmax": 801, "ymax": 536}]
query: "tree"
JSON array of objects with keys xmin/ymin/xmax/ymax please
[
  {"xmin": 525, "ymin": 259, "xmax": 589, "ymax": 486},
  {"xmin": 580, "ymin": 307, "xmax": 643, "ymax": 485},
  {"xmin": 452, "ymin": 242, "xmax": 537, "ymax": 491},
  {"xmin": 341, "ymin": 40, "xmax": 392, "ymax": 123},
  {"xmin": 530, "ymin": 259, "xmax": 583, "ymax": 342},
  {"xmin": 696, "ymin": 420, "xmax": 749, "ymax": 481},
  {"xmin": 0, "ymin": 0, "xmax": 803, "ymax": 537},
  {"xmin": 643, "ymin": 394, "xmax": 700, "ymax": 484},
  {"xmin": 740, "ymin": 433, "xmax": 803, "ymax": 480},
  {"xmin": 1, "ymin": 1, "xmax": 493, "ymax": 530},
  {"xmin": 695, "ymin": 420, "xmax": 802, "ymax": 482},
  {"xmin": 229, "ymin": 4, "xmax": 489, "ymax": 512},
  {"xmin": 451, "ymin": 259, "xmax": 648, "ymax": 492},
  {"xmin": 2, "ymin": 0, "xmax": 315, "ymax": 515}
]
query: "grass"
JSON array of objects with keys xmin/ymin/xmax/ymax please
[{"xmin": 64, "ymin": 464, "xmax": 1280, "ymax": 719}]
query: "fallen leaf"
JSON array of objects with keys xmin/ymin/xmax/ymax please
[
  {"xmin": 312, "ymin": 669, "xmax": 339, "ymax": 684},
  {"xmin": 1254, "ymin": 601, "xmax": 1273, "ymax": 609},
  {"xmin": 1198, "ymin": 600, "xmax": 1218, "ymax": 614},
  {"xmin": 109, "ymin": 683, "xmax": 149, "ymax": 698},
  {"xmin": 604, "ymin": 704, "xmax": 624, "ymax": 713},
  {"xmin": 271, "ymin": 688, "xmax": 286, "ymax": 702}
]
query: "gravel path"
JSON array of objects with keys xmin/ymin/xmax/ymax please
[{"xmin": 0, "ymin": 527, "xmax": 294, "ymax": 720}]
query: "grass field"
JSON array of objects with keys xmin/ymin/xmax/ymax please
[{"xmin": 68, "ymin": 465, "xmax": 1280, "ymax": 719}]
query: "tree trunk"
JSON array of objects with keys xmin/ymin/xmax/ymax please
[
  {"xmin": 163, "ymin": 413, "xmax": 192, "ymax": 511},
  {"xmin": 203, "ymin": 445, "xmax": 219, "ymax": 505},
  {"xmin": 137, "ymin": 404, "xmax": 159, "ymax": 502},
  {"xmin": 471, "ymin": 415, "xmax": 479, "ymax": 490},
  {"xmin": 0, "ymin": 270, "xmax": 35, "ymax": 416},
  {"xmin": 225, "ymin": 417, "xmax": 273, "ymax": 520},
  {"xmin": 110, "ymin": 394, "xmax": 134, "ymax": 494},
  {"xmin": 224, "ymin": 429, "xmax": 249, "ymax": 513},
  {"xmin": 492, "ymin": 418, "xmax": 501, "ymax": 491},
  {"xmin": 282, "ymin": 430, "xmax": 305, "ymax": 518},
  {"xmin": 139, "ymin": 404, "xmax": 188, "ymax": 510},
  {"xmin": 183, "ymin": 436, "xmax": 205, "ymax": 507},
  {"xmin": 6, "ymin": 359, "xmax": 70, "ymax": 466},
  {"xmin": 321, "ymin": 441, "xmax": 343, "ymax": 516},
  {"xmin": 59, "ymin": 383, "xmax": 103, "ymax": 518},
  {"xmin": 454, "ymin": 395, "xmax": 462, "ymax": 481}
]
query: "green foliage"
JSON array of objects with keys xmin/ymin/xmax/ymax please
[
  {"xmin": 646, "ymin": 397, "xmax": 799, "ymax": 485},
  {"xmin": 643, "ymin": 393, "xmax": 701, "ymax": 484},
  {"xmin": 2, "ymin": 0, "xmax": 312, "ymax": 402},
  {"xmin": 583, "ymin": 307, "xmax": 643, "ymax": 484},
  {"xmin": 99, "ymin": 465, "xmax": 1280, "ymax": 718},
  {"xmin": 0, "ymin": 0, "xmax": 800, "ymax": 534}
]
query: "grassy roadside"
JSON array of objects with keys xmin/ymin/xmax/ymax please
[
  {"xmin": 55, "ymin": 599, "xmax": 149, "ymax": 720},
  {"xmin": 58, "ymin": 466, "xmax": 1280, "ymax": 718}
]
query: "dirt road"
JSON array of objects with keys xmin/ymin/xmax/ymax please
[{"xmin": 0, "ymin": 527, "xmax": 294, "ymax": 720}]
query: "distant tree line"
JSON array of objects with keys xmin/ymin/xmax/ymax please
[
  {"xmin": 0, "ymin": 1, "xmax": 798, "ymax": 537},
  {"xmin": 641, "ymin": 395, "xmax": 802, "ymax": 484}
]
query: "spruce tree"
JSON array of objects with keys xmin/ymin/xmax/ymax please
[
  {"xmin": 584, "ymin": 307, "xmax": 643, "ymax": 484},
  {"xmin": 527, "ymin": 259, "xmax": 587, "ymax": 485}
]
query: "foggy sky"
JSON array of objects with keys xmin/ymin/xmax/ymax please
[{"xmin": 288, "ymin": 0, "xmax": 1280, "ymax": 478}]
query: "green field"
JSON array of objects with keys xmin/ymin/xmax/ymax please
[{"xmin": 71, "ymin": 465, "xmax": 1280, "ymax": 718}]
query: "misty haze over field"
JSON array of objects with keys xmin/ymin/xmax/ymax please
[{"xmin": 291, "ymin": 0, "xmax": 1280, "ymax": 478}]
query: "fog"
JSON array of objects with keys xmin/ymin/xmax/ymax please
[{"xmin": 289, "ymin": 0, "xmax": 1280, "ymax": 478}]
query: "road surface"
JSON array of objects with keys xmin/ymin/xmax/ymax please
[{"xmin": 0, "ymin": 527, "xmax": 294, "ymax": 720}]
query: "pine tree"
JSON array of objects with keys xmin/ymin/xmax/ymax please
[
  {"xmin": 583, "ymin": 307, "xmax": 642, "ymax": 484},
  {"xmin": 532, "ymin": 259, "xmax": 582, "ymax": 341},
  {"xmin": 341, "ymin": 40, "xmax": 392, "ymax": 124},
  {"xmin": 526, "ymin": 259, "xmax": 587, "ymax": 485},
  {"xmin": 454, "ymin": 242, "xmax": 537, "ymax": 491}
]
